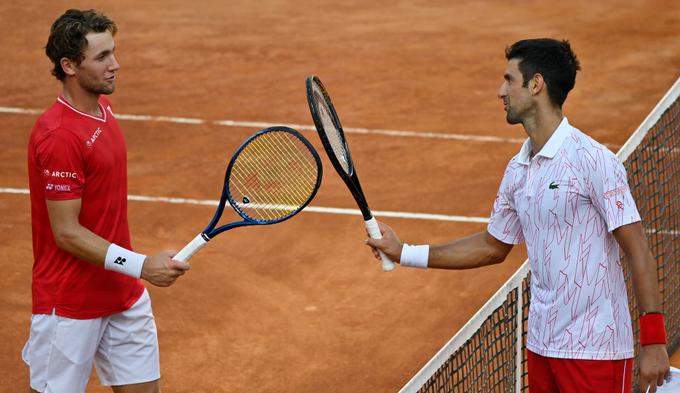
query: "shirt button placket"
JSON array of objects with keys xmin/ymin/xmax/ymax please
[{"xmin": 526, "ymin": 158, "xmax": 534, "ymax": 199}]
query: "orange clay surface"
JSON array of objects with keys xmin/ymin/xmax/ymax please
[{"xmin": 1, "ymin": 1, "xmax": 679, "ymax": 392}]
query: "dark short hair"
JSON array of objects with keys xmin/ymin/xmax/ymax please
[
  {"xmin": 505, "ymin": 38, "xmax": 581, "ymax": 107},
  {"xmin": 45, "ymin": 9, "xmax": 117, "ymax": 80}
]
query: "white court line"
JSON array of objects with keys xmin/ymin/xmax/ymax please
[
  {"xmin": 4, "ymin": 188, "xmax": 678, "ymax": 233},
  {"xmin": 1, "ymin": 105, "xmax": 524, "ymax": 144},
  {"xmin": 0, "ymin": 187, "xmax": 489, "ymax": 223},
  {"xmin": 0, "ymin": 105, "xmax": 625, "ymax": 147}
]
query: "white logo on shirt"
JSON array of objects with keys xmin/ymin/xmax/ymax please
[
  {"xmin": 50, "ymin": 171, "xmax": 77, "ymax": 179},
  {"xmin": 45, "ymin": 183, "xmax": 71, "ymax": 192},
  {"xmin": 87, "ymin": 127, "xmax": 104, "ymax": 148}
]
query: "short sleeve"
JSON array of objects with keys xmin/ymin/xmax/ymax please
[
  {"xmin": 487, "ymin": 163, "xmax": 524, "ymax": 244},
  {"xmin": 35, "ymin": 129, "xmax": 85, "ymax": 200},
  {"xmin": 583, "ymin": 151, "xmax": 641, "ymax": 232}
]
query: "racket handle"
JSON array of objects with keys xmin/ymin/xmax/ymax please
[
  {"xmin": 364, "ymin": 217, "xmax": 396, "ymax": 272},
  {"xmin": 174, "ymin": 234, "xmax": 209, "ymax": 262}
]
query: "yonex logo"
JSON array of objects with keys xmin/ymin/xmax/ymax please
[
  {"xmin": 549, "ymin": 182, "xmax": 559, "ymax": 190},
  {"xmin": 45, "ymin": 183, "xmax": 71, "ymax": 192},
  {"xmin": 114, "ymin": 257, "xmax": 126, "ymax": 265}
]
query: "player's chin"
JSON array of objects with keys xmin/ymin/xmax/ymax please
[
  {"xmin": 98, "ymin": 82, "xmax": 116, "ymax": 95},
  {"xmin": 505, "ymin": 113, "xmax": 522, "ymax": 125}
]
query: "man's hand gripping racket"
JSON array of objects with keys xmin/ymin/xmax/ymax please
[
  {"xmin": 173, "ymin": 126, "xmax": 323, "ymax": 262},
  {"xmin": 306, "ymin": 75, "xmax": 396, "ymax": 272}
]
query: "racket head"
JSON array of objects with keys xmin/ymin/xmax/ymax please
[
  {"xmin": 206, "ymin": 126, "xmax": 323, "ymax": 237},
  {"xmin": 306, "ymin": 75, "xmax": 355, "ymax": 177},
  {"xmin": 306, "ymin": 75, "xmax": 372, "ymax": 220}
]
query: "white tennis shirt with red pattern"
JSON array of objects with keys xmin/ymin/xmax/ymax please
[{"xmin": 488, "ymin": 117, "xmax": 640, "ymax": 360}]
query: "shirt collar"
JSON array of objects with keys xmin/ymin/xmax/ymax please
[{"xmin": 516, "ymin": 117, "xmax": 572, "ymax": 165}]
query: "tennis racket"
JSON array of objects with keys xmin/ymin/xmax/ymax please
[
  {"xmin": 305, "ymin": 75, "xmax": 396, "ymax": 272},
  {"xmin": 173, "ymin": 126, "xmax": 323, "ymax": 262}
]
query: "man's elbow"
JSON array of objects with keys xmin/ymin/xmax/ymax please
[
  {"xmin": 486, "ymin": 242, "xmax": 512, "ymax": 265},
  {"xmin": 488, "ymin": 251, "xmax": 507, "ymax": 265},
  {"xmin": 51, "ymin": 226, "xmax": 80, "ymax": 251},
  {"xmin": 483, "ymin": 232, "xmax": 513, "ymax": 266}
]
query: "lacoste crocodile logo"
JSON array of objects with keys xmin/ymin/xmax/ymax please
[{"xmin": 549, "ymin": 182, "xmax": 559, "ymax": 190}]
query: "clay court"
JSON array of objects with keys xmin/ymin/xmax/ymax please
[{"xmin": 1, "ymin": 1, "xmax": 679, "ymax": 392}]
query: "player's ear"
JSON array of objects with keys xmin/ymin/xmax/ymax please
[
  {"xmin": 529, "ymin": 73, "xmax": 545, "ymax": 97},
  {"xmin": 60, "ymin": 57, "xmax": 77, "ymax": 77}
]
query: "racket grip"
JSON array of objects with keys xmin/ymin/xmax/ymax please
[
  {"xmin": 174, "ymin": 234, "xmax": 208, "ymax": 262},
  {"xmin": 364, "ymin": 217, "xmax": 396, "ymax": 272}
]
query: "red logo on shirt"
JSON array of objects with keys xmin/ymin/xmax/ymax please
[{"xmin": 616, "ymin": 201, "xmax": 624, "ymax": 209}]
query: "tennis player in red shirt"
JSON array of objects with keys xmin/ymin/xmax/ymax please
[{"xmin": 23, "ymin": 9, "xmax": 190, "ymax": 393}]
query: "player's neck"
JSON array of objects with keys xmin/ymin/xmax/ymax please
[
  {"xmin": 523, "ymin": 107, "xmax": 563, "ymax": 156},
  {"xmin": 61, "ymin": 82, "xmax": 102, "ymax": 117}
]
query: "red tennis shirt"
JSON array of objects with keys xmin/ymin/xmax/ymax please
[{"xmin": 27, "ymin": 96, "xmax": 144, "ymax": 319}]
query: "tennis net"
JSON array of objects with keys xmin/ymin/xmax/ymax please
[{"xmin": 399, "ymin": 75, "xmax": 680, "ymax": 393}]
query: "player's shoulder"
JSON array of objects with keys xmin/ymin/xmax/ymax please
[
  {"xmin": 566, "ymin": 126, "xmax": 623, "ymax": 176},
  {"xmin": 566, "ymin": 126, "xmax": 616, "ymax": 158},
  {"xmin": 505, "ymin": 152, "xmax": 526, "ymax": 172},
  {"xmin": 31, "ymin": 101, "xmax": 82, "ymax": 145},
  {"xmin": 497, "ymin": 154, "xmax": 526, "ymax": 190},
  {"xmin": 34, "ymin": 99, "xmax": 64, "ymax": 130}
]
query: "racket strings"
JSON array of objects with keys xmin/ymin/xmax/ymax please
[
  {"xmin": 239, "ymin": 137, "xmax": 315, "ymax": 215},
  {"xmin": 229, "ymin": 131, "xmax": 319, "ymax": 222},
  {"xmin": 236, "ymin": 135, "xmax": 316, "ymax": 204},
  {"xmin": 231, "ymin": 155, "xmax": 309, "ymax": 221},
  {"xmin": 312, "ymin": 85, "xmax": 351, "ymax": 175},
  {"xmin": 231, "ymin": 151, "xmax": 303, "ymax": 220}
]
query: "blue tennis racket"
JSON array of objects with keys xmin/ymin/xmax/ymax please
[{"xmin": 174, "ymin": 126, "xmax": 323, "ymax": 262}]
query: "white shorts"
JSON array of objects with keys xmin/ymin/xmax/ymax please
[{"xmin": 22, "ymin": 289, "xmax": 160, "ymax": 393}]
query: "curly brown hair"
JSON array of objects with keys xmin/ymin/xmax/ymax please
[{"xmin": 45, "ymin": 9, "xmax": 117, "ymax": 80}]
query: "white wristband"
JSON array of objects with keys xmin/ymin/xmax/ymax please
[
  {"xmin": 400, "ymin": 244, "xmax": 429, "ymax": 269},
  {"xmin": 105, "ymin": 243, "xmax": 146, "ymax": 278}
]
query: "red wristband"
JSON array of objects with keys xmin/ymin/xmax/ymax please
[{"xmin": 639, "ymin": 313, "xmax": 667, "ymax": 346}]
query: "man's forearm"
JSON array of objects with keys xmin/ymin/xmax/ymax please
[
  {"xmin": 428, "ymin": 231, "xmax": 512, "ymax": 270},
  {"xmin": 51, "ymin": 223, "xmax": 110, "ymax": 266},
  {"xmin": 47, "ymin": 199, "xmax": 110, "ymax": 266},
  {"xmin": 614, "ymin": 223, "xmax": 663, "ymax": 312},
  {"xmin": 627, "ymin": 250, "xmax": 663, "ymax": 313}
]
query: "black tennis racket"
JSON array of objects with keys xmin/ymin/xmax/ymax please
[
  {"xmin": 306, "ymin": 75, "xmax": 395, "ymax": 272},
  {"xmin": 174, "ymin": 126, "xmax": 323, "ymax": 262}
]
